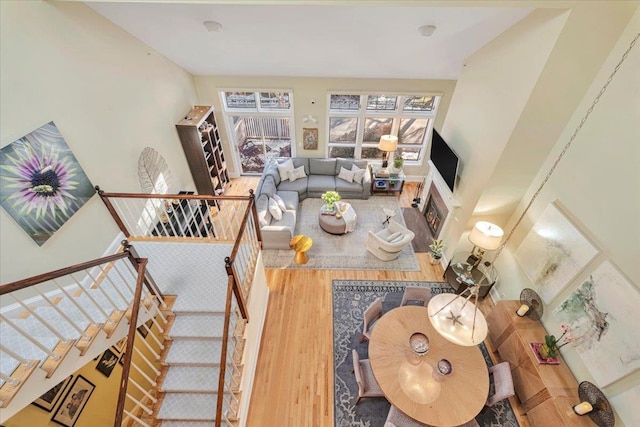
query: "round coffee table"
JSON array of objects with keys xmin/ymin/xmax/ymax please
[{"xmin": 319, "ymin": 211, "xmax": 346, "ymax": 234}]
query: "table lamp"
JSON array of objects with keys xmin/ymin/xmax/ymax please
[
  {"xmin": 468, "ymin": 221, "xmax": 503, "ymax": 265},
  {"xmin": 378, "ymin": 135, "xmax": 398, "ymax": 169}
]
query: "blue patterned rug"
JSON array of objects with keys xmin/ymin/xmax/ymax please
[{"xmin": 332, "ymin": 280, "xmax": 520, "ymax": 427}]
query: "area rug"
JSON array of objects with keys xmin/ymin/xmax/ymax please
[
  {"xmin": 262, "ymin": 197, "xmax": 419, "ymax": 271},
  {"xmin": 332, "ymin": 280, "xmax": 520, "ymax": 427}
]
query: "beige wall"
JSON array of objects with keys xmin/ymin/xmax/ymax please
[
  {"xmin": 493, "ymin": 8, "xmax": 639, "ymax": 426},
  {"xmin": 0, "ymin": 1, "xmax": 199, "ymax": 284},
  {"xmin": 194, "ymin": 76, "xmax": 456, "ymax": 178}
]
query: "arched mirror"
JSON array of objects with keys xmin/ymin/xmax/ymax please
[{"xmin": 137, "ymin": 147, "xmax": 172, "ymax": 194}]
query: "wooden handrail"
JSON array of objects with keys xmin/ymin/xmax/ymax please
[
  {"xmin": 215, "ymin": 277, "xmax": 235, "ymax": 427},
  {"xmin": 125, "ymin": 242, "xmax": 164, "ymax": 302},
  {"xmin": 96, "ymin": 186, "xmax": 130, "ymax": 237},
  {"xmin": 97, "ymin": 188, "xmax": 251, "ymax": 202},
  {"xmin": 114, "ymin": 258, "xmax": 148, "ymax": 427},
  {"xmin": 0, "ymin": 252, "xmax": 129, "ymax": 294},
  {"xmin": 248, "ymin": 189, "xmax": 263, "ymax": 247}
]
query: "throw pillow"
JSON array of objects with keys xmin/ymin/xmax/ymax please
[
  {"xmin": 287, "ymin": 165, "xmax": 307, "ymax": 182},
  {"xmin": 272, "ymin": 193, "xmax": 287, "ymax": 212},
  {"xmin": 386, "ymin": 231, "xmax": 403, "ymax": 243},
  {"xmin": 256, "ymin": 194, "xmax": 272, "ymax": 227},
  {"xmin": 337, "ymin": 167, "xmax": 355, "ymax": 183},
  {"xmin": 268, "ymin": 197, "xmax": 283, "ymax": 221},
  {"xmin": 351, "ymin": 164, "xmax": 365, "ymax": 184},
  {"xmin": 276, "ymin": 158, "xmax": 295, "ymax": 182}
]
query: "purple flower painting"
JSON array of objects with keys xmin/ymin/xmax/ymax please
[{"xmin": 0, "ymin": 122, "xmax": 95, "ymax": 246}]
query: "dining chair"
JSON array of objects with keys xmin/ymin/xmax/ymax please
[
  {"xmin": 484, "ymin": 361, "xmax": 515, "ymax": 409},
  {"xmin": 352, "ymin": 349, "xmax": 385, "ymax": 405},
  {"xmin": 400, "ymin": 286, "xmax": 432, "ymax": 307},
  {"xmin": 384, "ymin": 404, "xmax": 480, "ymax": 427},
  {"xmin": 359, "ymin": 297, "xmax": 383, "ymax": 342}
]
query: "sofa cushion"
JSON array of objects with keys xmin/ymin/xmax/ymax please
[
  {"xmin": 337, "ymin": 166, "xmax": 355, "ymax": 183},
  {"xmin": 271, "ymin": 209, "xmax": 296, "ymax": 230},
  {"xmin": 278, "ymin": 176, "xmax": 308, "ymax": 195},
  {"xmin": 276, "ymin": 190, "xmax": 299, "ymax": 211},
  {"xmin": 291, "ymin": 157, "xmax": 310, "ymax": 175},
  {"xmin": 268, "ymin": 197, "xmax": 283, "ymax": 220},
  {"xmin": 262, "ymin": 161, "xmax": 281, "ymax": 186},
  {"xmin": 387, "ymin": 231, "xmax": 403, "ymax": 243},
  {"xmin": 308, "ymin": 175, "xmax": 336, "ymax": 193},
  {"xmin": 336, "ymin": 177, "xmax": 364, "ymax": 193},
  {"xmin": 309, "ymin": 158, "xmax": 337, "ymax": 175},
  {"xmin": 276, "ymin": 158, "xmax": 295, "ymax": 181},
  {"xmin": 260, "ymin": 175, "xmax": 278, "ymax": 198},
  {"xmin": 256, "ymin": 194, "xmax": 272, "ymax": 227}
]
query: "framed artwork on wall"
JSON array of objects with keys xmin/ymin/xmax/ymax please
[
  {"xmin": 51, "ymin": 375, "xmax": 95, "ymax": 427},
  {"xmin": 303, "ymin": 128, "xmax": 318, "ymax": 150},
  {"xmin": 0, "ymin": 121, "xmax": 95, "ymax": 246},
  {"xmin": 111, "ymin": 336, "xmax": 127, "ymax": 355},
  {"xmin": 554, "ymin": 260, "xmax": 640, "ymax": 387},
  {"xmin": 95, "ymin": 348, "xmax": 119, "ymax": 378},
  {"xmin": 32, "ymin": 375, "xmax": 73, "ymax": 412},
  {"xmin": 514, "ymin": 202, "xmax": 599, "ymax": 303}
]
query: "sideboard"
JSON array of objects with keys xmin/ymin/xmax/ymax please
[{"xmin": 487, "ymin": 300, "xmax": 592, "ymax": 426}]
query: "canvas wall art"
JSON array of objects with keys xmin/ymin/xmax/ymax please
[
  {"xmin": 514, "ymin": 203, "xmax": 599, "ymax": 303},
  {"xmin": 555, "ymin": 261, "xmax": 640, "ymax": 387},
  {"xmin": 610, "ymin": 386, "xmax": 640, "ymax": 427},
  {"xmin": 32, "ymin": 375, "xmax": 73, "ymax": 412},
  {"xmin": 303, "ymin": 128, "xmax": 318, "ymax": 150},
  {"xmin": 0, "ymin": 122, "xmax": 95, "ymax": 246}
]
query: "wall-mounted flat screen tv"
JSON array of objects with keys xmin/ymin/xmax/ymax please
[{"xmin": 430, "ymin": 129, "xmax": 459, "ymax": 192}]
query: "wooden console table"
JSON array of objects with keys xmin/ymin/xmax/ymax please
[{"xmin": 487, "ymin": 301, "xmax": 591, "ymax": 426}]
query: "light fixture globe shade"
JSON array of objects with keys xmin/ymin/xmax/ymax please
[
  {"xmin": 419, "ymin": 25, "xmax": 437, "ymax": 37},
  {"xmin": 378, "ymin": 135, "xmax": 398, "ymax": 152},
  {"xmin": 427, "ymin": 293, "xmax": 488, "ymax": 346},
  {"xmin": 468, "ymin": 221, "xmax": 504, "ymax": 251}
]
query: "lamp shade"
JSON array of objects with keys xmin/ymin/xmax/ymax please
[
  {"xmin": 378, "ymin": 135, "xmax": 398, "ymax": 152},
  {"xmin": 468, "ymin": 221, "xmax": 504, "ymax": 251},
  {"xmin": 427, "ymin": 293, "xmax": 488, "ymax": 346}
]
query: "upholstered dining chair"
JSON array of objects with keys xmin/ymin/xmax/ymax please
[
  {"xmin": 360, "ymin": 297, "xmax": 383, "ymax": 342},
  {"xmin": 485, "ymin": 361, "xmax": 515, "ymax": 409},
  {"xmin": 384, "ymin": 404, "xmax": 480, "ymax": 427},
  {"xmin": 366, "ymin": 220, "xmax": 415, "ymax": 261},
  {"xmin": 352, "ymin": 349, "xmax": 385, "ymax": 405},
  {"xmin": 400, "ymin": 286, "xmax": 432, "ymax": 307}
]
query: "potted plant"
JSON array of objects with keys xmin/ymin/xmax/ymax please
[
  {"xmin": 321, "ymin": 190, "xmax": 341, "ymax": 212},
  {"xmin": 539, "ymin": 324, "xmax": 572, "ymax": 360},
  {"xmin": 428, "ymin": 239, "xmax": 445, "ymax": 264},
  {"xmin": 393, "ymin": 156, "xmax": 404, "ymax": 171}
]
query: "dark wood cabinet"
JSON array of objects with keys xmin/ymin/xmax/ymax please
[{"xmin": 176, "ymin": 105, "xmax": 229, "ymax": 197}]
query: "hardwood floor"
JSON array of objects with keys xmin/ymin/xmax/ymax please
[{"xmin": 226, "ymin": 178, "xmax": 529, "ymax": 427}]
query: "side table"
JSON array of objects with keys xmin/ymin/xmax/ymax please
[
  {"xmin": 369, "ymin": 165, "xmax": 405, "ymax": 195},
  {"xmin": 443, "ymin": 252, "xmax": 498, "ymax": 299},
  {"xmin": 290, "ymin": 235, "xmax": 312, "ymax": 264}
]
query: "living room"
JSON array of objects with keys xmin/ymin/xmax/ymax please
[{"xmin": 1, "ymin": 1, "xmax": 639, "ymax": 427}]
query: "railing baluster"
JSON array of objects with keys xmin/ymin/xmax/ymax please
[
  {"xmin": 9, "ymin": 295, "xmax": 69, "ymax": 342},
  {"xmin": 123, "ymin": 410, "xmax": 151, "ymax": 427},
  {"xmin": 128, "ymin": 378, "xmax": 157, "ymax": 403},
  {"xmin": 133, "ymin": 328, "xmax": 162, "ymax": 359},
  {"xmin": 83, "ymin": 268, "xmax": 120, "ymax": 312},
  {"xmin": 132, "ymin": 347, "xmax": 160, "ymax": 375},
  {"xmin": 0, "ymin": 344, "xmax": 36, "ymax": 368},
  {"xmin": 97, "ymin": 263, "xmax": 130, "ymax": 307},
  {"xmin": 33, "ymin": 287, "xmax": 86, "ymax": 337},
  {"xmin": 130, "ymin": 360, "xmax": 157, "ymax": 387},
  {"xmin": 0, "ymin": 372, "xmax": 20, "ymax": 387},
  {"xmin": 69, "ymin": 273, "xmax": 110, "ymax": 320},
  {"xmin": 126, "ymin": 393, "xmax": 153, "ymax": 415},
  {"xmin": 0, "ymin": 315, "xmax": 59, "ymax": 360}
]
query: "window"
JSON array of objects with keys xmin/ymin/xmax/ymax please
[
  {"xmin": 327, "ymin": 93, "xmax": 441, "ymax": 164},
  {"xmin": 220, "ymin": 90, "xmax": 294, "ymax": 174}
]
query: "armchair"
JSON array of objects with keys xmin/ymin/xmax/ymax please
[{"xmin": 366, "ymin": 220, "xmax": 415, "ymax": 261}]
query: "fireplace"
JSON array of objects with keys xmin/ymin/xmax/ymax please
[{"xmin": 423, "ymin": 182, "xmax": 449, "ymax": 240}]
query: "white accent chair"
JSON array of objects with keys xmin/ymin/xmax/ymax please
[
  {"xmin": 485, "ymin": 361, "xmax": 515, "ymax": 409},
  {"xmin": 360, "ymin": 297, "xmax": 383, "ymax": 342},
  {"xmin": 366, "ymin": 220, "xmax": 415, "ymax": 261},
  {"xmin": 352, "ymin": 349, "xmax": 385, "ymax": 405}
]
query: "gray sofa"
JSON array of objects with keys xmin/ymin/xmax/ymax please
[{"xmin": 255, "ymin": 157, "xmax": 371, "ymax": 249}]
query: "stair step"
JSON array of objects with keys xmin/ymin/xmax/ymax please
[
  {"xmin": 156, "ymin": 392, "xmax": 217, "ymax": 421},
  {"xmin": 161, "ymin": 421, "xmax": 216, "ymax": 427},
  {"xmin": 165, "ymin": 339, "xmax": 222, "ymax": 366},
  {"xmin": 0, "ymin": 323, "xmax": 60, "ymax": 363},
  {"xmin": 162, "ymin": 366, "xmax": 219, "ymax": 392},
  {"xmin": 27, "ymin": 307, "xmax": 90, "ymax": 339},
  {"xmin": 56, "ymin": 295, "xmax": 110, "ymax": 324},
  {"xmin": 0, "ymin": 351, "xmax": 21, "ymax": 387},
  {"xmin": 170, "ymin": 313, "xmax": 225, "ymax": 338}
]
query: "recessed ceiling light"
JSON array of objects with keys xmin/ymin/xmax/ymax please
[
  {"xmin": 418, "ymin": 25, "xmax": 437, "ymax": 37},
  {"xmin": 204, "ymin": 21, "xmax": 223, "ymax": 32}
]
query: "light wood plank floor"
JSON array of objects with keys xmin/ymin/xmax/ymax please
[{"xmin": 226, "ymin": 177, "xmax": 529, "ymax": 427}]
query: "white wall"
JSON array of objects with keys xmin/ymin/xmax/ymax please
[
  {"xmin": 0, "ymin": 1, "xmax": 198, "ymax": 284},
  {"xmin": 494, "ymin": 9, "xmax": 640, "ymax": 426}
]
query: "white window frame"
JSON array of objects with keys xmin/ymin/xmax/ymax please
[
  {"xmin": 326, "ymin": 92, "xmax": 441, "ymax": 165},
  {"xmin": 218, "ymin": 89, "xmax": 296, "ymax": 174}
]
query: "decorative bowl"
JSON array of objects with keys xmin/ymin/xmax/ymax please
[
  {"xmin": 437, "ymin": 359, "xmax": 452, "ymax": 375},
  {"xmin": 410, "ymin": 332, "xmax": 430, "ymax": 355}
]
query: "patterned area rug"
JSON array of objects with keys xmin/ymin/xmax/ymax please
[
  {"xmin": 332, "ymin": 280, "xmax": 520, "ymax": 427},
  {"xmin": 262, "ymin": 197, "xmax": 419, "ymax": 270}
]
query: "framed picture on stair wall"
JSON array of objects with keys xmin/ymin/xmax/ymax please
[
  {"xmin": 52, "ymin": 375, "xmax": 95, "ymax": 427},
  {"xmin": 32, "ymin": 375, "xmax": 73, "ymax": 412},
  {"xmin": 95, "ymin": 348, "xmax": 119, "ymax": 378}
]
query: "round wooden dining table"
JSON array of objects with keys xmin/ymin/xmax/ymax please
[{"xmin": 368, "ymin": 305, "xmax": 489, "ymax": 427}]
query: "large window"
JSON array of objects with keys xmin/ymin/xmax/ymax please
[
  {"xmin": 327, "ymin": 93, "xmax": 440, "ymax": 164},
  {"xmin": 220, "ymin": 91, "xmax": 294, "ymax": 174}
]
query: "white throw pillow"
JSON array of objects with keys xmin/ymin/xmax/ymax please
[
  {"xmin": 268, "ymin": 197, "xmax": 283, "ymax": 221},
  {"xmin": 276, "ymin": 158, "xmax": 295, "ymax": 181},
  {"xmin": 351, "ymin": 164, "xmax": 365, "ymax": 184},
  {"xmin": 337, "ymin": 167, "xmax": 355, "ymax": 183},
  {"xmin": 386, "ymin": 231, "xmax": 403, "ymax": 243},
  {"xmin": 272, "ymin": 193, "xmax": 287, "ymax": 212},
  {"xmin": 287, "ymin": 165, "xmax": 307, "ymax": 182}
]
